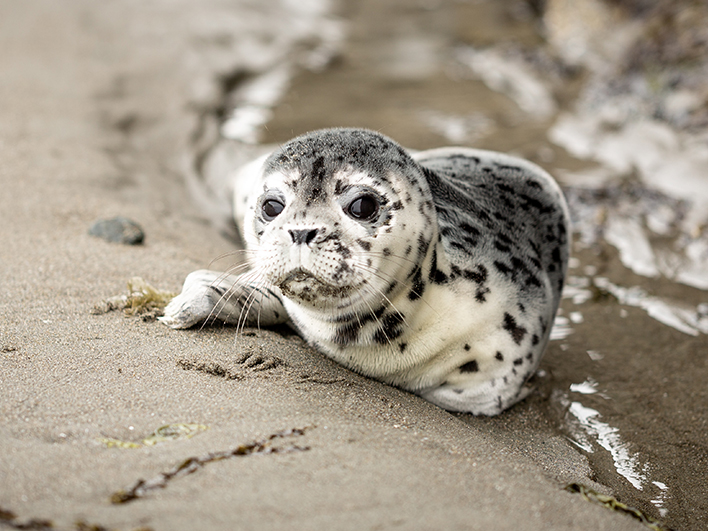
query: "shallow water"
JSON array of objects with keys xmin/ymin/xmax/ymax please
[{"xmin": 198, "ymin": 0, "xmax": 708, "ymax": 528}]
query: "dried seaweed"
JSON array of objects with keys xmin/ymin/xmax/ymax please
[
  {"xmin": 0, "ymin": 509, "xmax": 151, "ymax": 531},
  {"xmin": 565, "ymin": 483, "xmax": 673, "ymax": 531},
  {"xmin": 92, "ymin": 277, "xmax": 176, "ymax": 321},
  {"xmin": 111, "ymin": 427, "xmax": 311, "ymax": 504}
]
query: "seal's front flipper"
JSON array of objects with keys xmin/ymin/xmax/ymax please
[
  {"xmin": 159, "ymin": 269, "xmax": 287, "ymax": 329},
  {"xmin": 418, "ymin": 380, "xmax": 533, "ymax": 417}
]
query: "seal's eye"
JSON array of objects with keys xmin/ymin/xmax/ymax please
[
  {"xmin": 347, "ymin": 195, "xmax": 379, "ymax": 221},
  {"xmin": 262, "ymin": 199, "xmax": 285, "ymax": 221}
]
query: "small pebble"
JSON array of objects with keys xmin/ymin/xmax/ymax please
[{"xmin": 89, "ymin": 216, "xmax": 145, "ymax": 245}]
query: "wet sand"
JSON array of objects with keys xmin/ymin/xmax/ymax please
[{"xmin": 0, "ymin": 1, "xmax": 704, "ymax": 530}]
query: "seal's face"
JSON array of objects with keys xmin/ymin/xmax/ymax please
[{"xmin": 244, "ymin": 129, "xmax": 436, "ymax": 312}]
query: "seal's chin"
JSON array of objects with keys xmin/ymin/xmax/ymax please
[{"xmin": 277, "ymin": 268, "xmax": 353, "ymax": 303}]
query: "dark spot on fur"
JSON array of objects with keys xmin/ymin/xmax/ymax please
[
  {"xmin": 462, "ymin": 264, "xmax": 487, "ymax": 284},
  {"xmin": 399, "ymin": 342, "xmax": 407, "ymax": 353},
  {"xmin": 498, "ymin": 183, "xmax": 515, "ymax": 194},
  {"xmin": 373, "ymin": 312, "xmax": 405, "ymax": 344},
  {"xmin": 475, "ymin": 287, "xmax": 490, "ymax": 303},
  {"xmin": 209, "ymin": 285, "xmax": 226, "ymax": 296},
  {"xmin": 417, "ymin": 233, "xmax": 429, "ymax": 258},
  {"xmin": 503, "ymin": 313, "xmax": 527, "ymax": 345},
  {"xmin": 495, "ymin": 351, "xmax": 504, "ymax": 362},
  {"xmin": 532, "ymin": 334, "xmax": 539, "ymax": 346},
  {"xmin": 408, "ymin": 267, "xmax": 425, "ymax": 301},
  {"xmin": 460, "ymin": 223, "xmax": 480, "ymax": 237},
  {"xmin": 528, "ymin": 239, "xmax": 541, "ymax": 258},
  {"xmin": 334, "ymin": 321, "xmax": 360, "ymax": 346},
  {"xmin": 464, "ymin": 344, "xmax": 471, "ymax": 351},
  {"xmin": 494, "ymin": 260, "xmax": 512, "ymax": 276},
  {"xmin": 428, "ymin": 248, "xmax": 448, "ymax": 285},
  {"xmin": 525, "ymin": 274, "xmax": 542, "ymax": 288},
  {"xmin": 495, "ymin": 241, "xmax": 511, "ymax": 253},
  {"xmin": 357, "ymin": 239, "xmax": 371, "ymax": 251},
  {"xmin": 526, "ymin": 179, "xmax": 542, "ymax": 190},
  {"xmin": 459, "ymin": 360, "xmax": 479, "ymax": 373},
  {"xmin": 462, "ymin": 236, "xmax": 479, "ymax": 247}
]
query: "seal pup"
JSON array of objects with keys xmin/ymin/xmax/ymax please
[{"xmin": 161, "ymin": 128, "xmax": 569, "ymax": 415}]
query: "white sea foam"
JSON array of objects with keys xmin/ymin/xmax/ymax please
[
  {"xmin": 568, "ymin": 401, "xmax": 648, "ymax": 491},
  {"xmin": 563, "ymin": 396, "xmax": 671, "ymax": 518},
  {"xmin": 550, "ymin": 111, "xmax": 708, "ymax": 290},
  {"xmin": 550, "ymin": 315, "xmax": 573, "ymax": 341},
  {"xmin": 603, "ymin": 215, "xmax": 659, "ymax": 278},
  {"xmin": 208, "ymin": 0, "xmax": 343, "ymax": 144},
  {"xmin": 418, "ymin": 110, "xmax": 492, "ymax": 144},
  {"xmin": 221, "ymin": 65, "xmax": 292, "ymax": 143},
  {"xmin": 569, "ymin": 379, "xmax": 598, "ymax": 395},
  {"xmin": 455, "ymin": 46, "xmax": 557, "ymax": 119},
  {"xmin": 594, "ymin": 277, "xmax": 708, "ymax": 337}
]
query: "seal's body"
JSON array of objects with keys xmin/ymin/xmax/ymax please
[{"xmin": 162, "ymin": 128, "xmax": 569, "ymax": 415}]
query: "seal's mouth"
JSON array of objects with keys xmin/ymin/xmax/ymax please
[
  {"xmin": 277, "ymin": 268, "xmax": 353, "ymax": 302},
  {"xmin": 281, "ymin": 268, "xmax": 316, "ymax": 284}
]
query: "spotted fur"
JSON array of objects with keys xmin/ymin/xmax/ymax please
[{"xmin": 161, "ymin": 128, "xmax": 569, "ymax": 415}]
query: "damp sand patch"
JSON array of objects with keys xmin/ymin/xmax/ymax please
[{"xmin": 99, "ymin": 424, "xmax": 208, "ymax": 449}]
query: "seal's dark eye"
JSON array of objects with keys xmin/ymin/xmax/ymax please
[
  {"xmin": 262, "ymin": 199, "xmax": 284, "ymax": 221},
  {"xmin": 347, "ymin": 195, "xmax": 379, "ymax": 221}
]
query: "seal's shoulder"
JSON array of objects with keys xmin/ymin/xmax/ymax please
[{"xmin": 412, "ymin": 147, "xmax": 567, "ymax": 217}]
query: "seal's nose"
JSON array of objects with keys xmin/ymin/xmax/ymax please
[{"xmin": 289, "ymin": 228, "xmax": 319, "ymax": 245}]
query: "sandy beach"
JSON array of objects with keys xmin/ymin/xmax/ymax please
[{"xmin": 2, "ymin": 1, "xmax": 706, "ymax": 530}]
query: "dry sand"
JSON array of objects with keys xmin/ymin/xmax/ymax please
[{"xmin": 1, "ymin": 1, "xmax": 649, "ymax": 529}]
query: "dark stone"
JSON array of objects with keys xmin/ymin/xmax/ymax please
[{"xmin": 89, "ymin": 217, "xmax": 144, "ymax": 245}]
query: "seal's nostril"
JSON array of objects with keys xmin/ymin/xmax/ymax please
[{"xmin": 289, "ymin": 229, "xmax": 319, "ymax": 245}]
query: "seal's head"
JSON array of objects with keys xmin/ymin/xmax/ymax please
[{"xmin": 242, "ymin": 128, "xmax": 436, "ymax": 312}]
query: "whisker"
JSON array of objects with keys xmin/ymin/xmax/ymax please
[
  {"xmin": 236, "ymin": 270, "xmax": 270, "ymax": 336},
  {"xmin": 354, "ymin": 285, "xmax": 394, "ymax": 347},
  {"xmin": 355, "ymin": 263, "xmax": 441, "ymax": 320},
  {"xmin": 206, "ymin": 248, "xmax": 256, "ymax": 269}
]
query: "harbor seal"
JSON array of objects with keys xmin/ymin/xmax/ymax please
[{"xmin": 161, "ymin": 128, "xmax": 569, "ymax": 415}]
